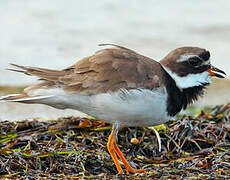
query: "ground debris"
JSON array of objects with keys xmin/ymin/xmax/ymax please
[{"xmin": 0, "ymin": 103, "xmax": 230, "ymax": 179}]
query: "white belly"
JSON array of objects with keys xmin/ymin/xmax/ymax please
[
  {"xmin": 25, "ymin": 87, "xmax": 172, "ymax": 127},
  {"xmin": 87, "ymin": 88, "xmax": 172, "ymax": 126}
]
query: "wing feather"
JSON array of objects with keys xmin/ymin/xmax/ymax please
[{"xmin": 5, "ymin": 44, "xmax": 165, "ymax": 99}]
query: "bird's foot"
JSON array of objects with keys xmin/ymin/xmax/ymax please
[{"xmin": 124, "ymin": 166, "xmax": 146, "ymax": 175}]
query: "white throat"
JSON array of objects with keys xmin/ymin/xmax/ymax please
[{"xmin": 162, "ymin": 65, "xmax": 212, "ymax": 89}]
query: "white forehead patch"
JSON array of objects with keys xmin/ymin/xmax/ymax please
[
  {"xmin": 201, "ymin": 59, "xmax": 211, "ymax": 66},
  {"xmin": 177, "ymin": 54, "xmax": 211, "ymax": 67},
  {"xmin": 176, "ymin": 54, "xmax": 199, "ymax": 63},
  {"xmin": 162, "ymin": 65, "xmax": 212, "ymax": 89}
]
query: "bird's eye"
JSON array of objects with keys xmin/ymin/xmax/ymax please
[{"xmin": 188, "ymin": 57, "xmax": 202, "ymax": 66}]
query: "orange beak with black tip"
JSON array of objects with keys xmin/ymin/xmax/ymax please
[{"xmin": 206, "ymin": 66, "xmax": 226, "ymax": 78}]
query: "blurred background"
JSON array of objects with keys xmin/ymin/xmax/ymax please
[{"xmin": 0, "ymin": 0, "xmax": 229, "ymax": 121}]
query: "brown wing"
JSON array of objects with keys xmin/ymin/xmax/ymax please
[{"xmin": 9, "ymin": 44, "xmax": 165, "ymax": 95}]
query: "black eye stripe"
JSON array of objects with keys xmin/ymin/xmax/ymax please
[{"xmin": 188, "ymin": 57, "xmax": 202, "ymax": 66}]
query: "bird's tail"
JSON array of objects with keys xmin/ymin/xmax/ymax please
[
  {"xmin": 1, "ymin": 63, "xmax": 61, "ymax": 103},
  {"xmin": 0, "ymin": 93, "xmax": 53, "ymax": 103}
]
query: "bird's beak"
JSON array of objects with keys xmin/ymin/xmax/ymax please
[{"xmin": 206, "ymin": 66, "xmax": 226, "ymax": 78}]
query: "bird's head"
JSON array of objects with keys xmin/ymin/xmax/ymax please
[{"xmin": 160, "ymin": 47, "xmax": 226, "ymax": 89}]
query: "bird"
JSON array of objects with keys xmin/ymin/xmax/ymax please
[{"xmin": 0, "ymin": 44, "xmax": 226, "ymax": 174}]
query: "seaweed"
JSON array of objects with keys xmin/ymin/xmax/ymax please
[{"xmin": 0, "ymin": 104, "xmax": 230, "ymax": 179}]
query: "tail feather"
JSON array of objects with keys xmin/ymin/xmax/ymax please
[
  {"xmin": 0, "ymin": 94, "xmax": 29, "ymax": 101},
  {"xmin": 8, "ymin": 64, "xmax": 67, "ymax": 81},
  {"xmin": 1, "ymin": 64, "xmax": 70, "ymax": 108},
  {"xmin": 0, "ymin": 93, "xmax": 53, "ymax": 103},
  {"xmin": 0, "ymin": 93, "xmax": 69, "ymax": 110}
]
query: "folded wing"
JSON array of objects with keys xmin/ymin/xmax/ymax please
[{"xmin": 1, "ymin": 44, "xmax": 164, "ymax": 107}]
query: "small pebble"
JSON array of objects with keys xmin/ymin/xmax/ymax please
[{"xmin": 130, "ymin": 138, "xmax": 139, "ymax": 145}]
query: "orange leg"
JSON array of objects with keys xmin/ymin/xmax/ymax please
[
  {"xmin": 113, "ymin": 140, "xmax": 145, "ymax": 175},
  {"xmin": 107, "ymin": 124, "xmax": 146, "ymax": 174},
  {"xmin": 107, "ymin": 128, "xmax": 124, "ymax": 174}
]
